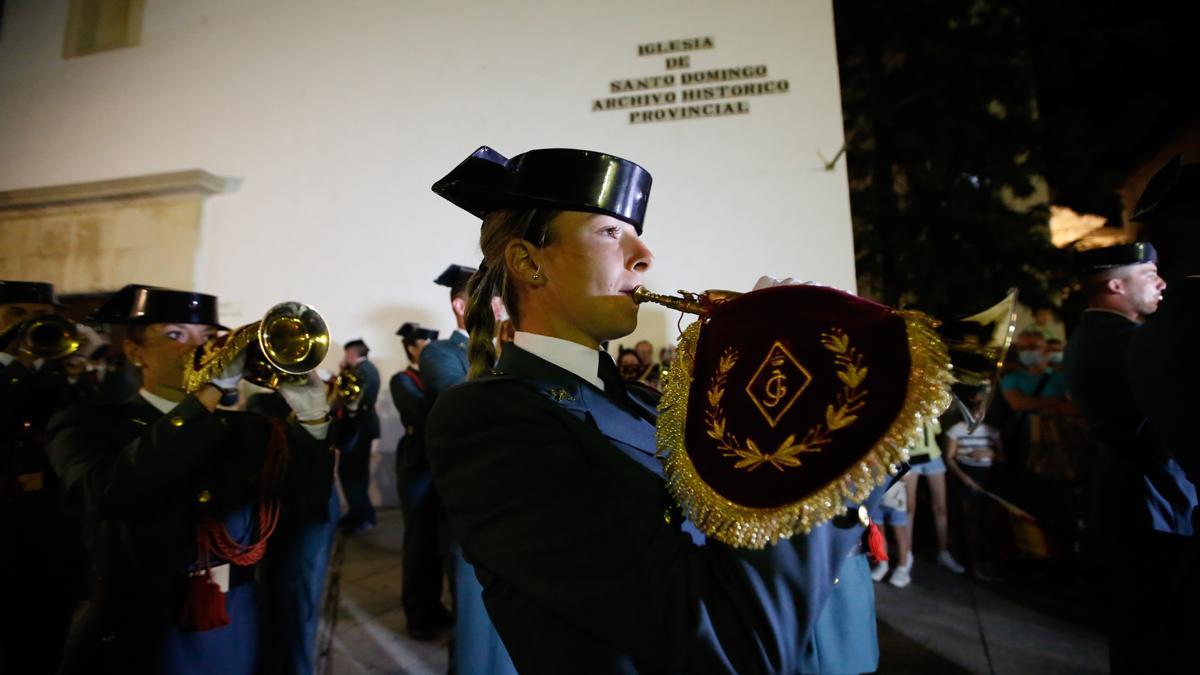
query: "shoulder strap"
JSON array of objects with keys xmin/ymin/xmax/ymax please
[{"xmin": 1032, "ymin": 372, "xmax": 1053, "ymax": 397}]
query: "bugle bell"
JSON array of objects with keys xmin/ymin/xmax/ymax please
[
  {"xmin": 937, "ymin": 289, "xmax": 1018, "ymax": 432},
  {"xmin": 0, "ymin": 314, "xmax": 82, "ymax": 360},
  {"xmin": 332, "ymin": 367, "xmax": 364, "ymax": 405},
  {"xmin": 183, "ymin": 301, "xmax": 330, "ymax": 392}
]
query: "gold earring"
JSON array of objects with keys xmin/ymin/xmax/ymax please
[{"xmin": 532, "ymin": 268, "xmax": 544, "ymax": 281}]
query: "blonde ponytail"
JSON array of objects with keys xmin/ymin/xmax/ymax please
[{"xmin": 464, "ymin": 208, "xmax": 560, "ymax": 379}]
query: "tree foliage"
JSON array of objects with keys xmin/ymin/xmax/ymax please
[
  {"xmin": 835, "ymin": 0, "xmax": 1058, "ymax": 316},
  {"xmin": 835, "ymin": 1, "xmax": 1200, "ymax": 318}
]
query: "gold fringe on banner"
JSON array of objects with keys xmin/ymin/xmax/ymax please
[{"xmin": 657, "ymin": 310, "xmax": 954, "ymax": 549}]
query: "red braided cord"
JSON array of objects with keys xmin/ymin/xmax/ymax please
[{"xmin": 194, "ymin": 417, "xmax": 290, "ymax": 567}]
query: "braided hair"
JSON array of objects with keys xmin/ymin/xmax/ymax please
[{"xmin": 464, "ymin": 208, "xmax": 560, "ymax": 379}]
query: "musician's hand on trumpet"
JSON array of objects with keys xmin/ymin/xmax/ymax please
[
  {"xmin": 208, "ymin": 349, "xmax": 247, "ymax": 395},
  {"xmin": 280, "ymin": 371, "xmax": 332, "ymax": 437}
]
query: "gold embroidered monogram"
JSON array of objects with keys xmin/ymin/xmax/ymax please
[
  {"xmin": 745, "ymin": 341, "xmax": 811, "ymax": 428},
  {"xmin": 703, "ymin": 327, "xmax": 869, "ymax": 473}
]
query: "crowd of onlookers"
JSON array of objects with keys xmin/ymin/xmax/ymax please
[{"xmin": 870, "ymin": 305, "xmax": 1097, "ymax": 588}]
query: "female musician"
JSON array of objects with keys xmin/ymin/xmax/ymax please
[
  {"xmin": 47, "ymin": 285, "xmax": 333, "ymax": 675},
  {"xmin": 425, "ymin": 147, "xmax": 880, "ymax": 674}
]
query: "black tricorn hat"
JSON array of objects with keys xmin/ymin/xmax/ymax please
[
  {"xmin": 89, "ymin": 284, "xmax": 227, "ymax": 329},
  {"xmin": 1131, "ymin": 155, "xmax": 1200, "ymax": 224},
  {"xmin": 397, "ymin": 322, "xmax": 439, "ymax": 341},
  {"xmin": 432, "ymin": 146, "xmax": 653, "ymax": 234},
  {"xmin": 434, "ymin": 264, "xmax": 477, "ymax": 296},
  {"xmin": 0, "ymin": 280, "xmax": 66, "ymax": 308},
  {"xmin": 1073, "ymin": 242, "xmax": 1158, "ymax": 276}
]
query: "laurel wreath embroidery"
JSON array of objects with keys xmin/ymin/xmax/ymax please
[{"xmin": 704, "ymin": 328, "xmax": 869, "ymax": 472}]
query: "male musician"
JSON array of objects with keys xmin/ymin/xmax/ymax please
[
  {"xmin": 335, "ymin": 338, "xmax": 381, "ymax": 534},
  {"xmin": 1063, "ymin": 239, "xmax": 1193, "ymax": 672},
  {"xmin": 421, "ymin": 265, "xmax": 516, "ymax": 674},
  {"xmin": 421, "ymin": 265, "xmax": 475, "ymax": 399},
  {"xmin": 1126, "ymin": 155, "xmax": 1200, "ymax": 671},
  {"xmin": 0, "ymin": 280, "xmax": 83, "ymax": 675},
  {"xmin": 390, "ymin": 322, "xmax": 451, "ymax": 640}
]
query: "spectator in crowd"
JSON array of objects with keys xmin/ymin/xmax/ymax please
[
  {"xmin": 999, "ymin": 331, "xmax": 1070, "ymax": 472},
  {"xmin": 901, "ymin": 418, "xmax": 966, "ymax": 576},
  {"xmin": 616, "ymin": 347, "xmax": 643, "ymax": 381},
  {"xmin": 1027, "ymin": 304, "xmax": 1065, "ymax": 342},
  {"xmin": 1001, "ymin": 329, "xmax": 1078, "ymax": 552},
  {"xmin": 634, "ymin": 339, "xmax": 654, "ymax": 368},
  {"xmin": 944, "ymin": 409, "xmax": 1004, "ymax": 581},
  {"xmin": 870, "ymin": 481, "xmax": 912, "ymax": 587}
]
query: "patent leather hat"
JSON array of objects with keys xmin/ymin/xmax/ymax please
[
  {"xmin": 434, "ymin": 264, "xmax": 477, "ymax": 296},
  {"xmin": 89, "ymin": 284, "xmax": 227, "ymax": 329},
  {"xmin": 0, "ymin": 280, "xmax": 65, "ymax": 307},
  {"xmin": 432, "ymin": 146, "xmax": 653, "ymax": 234},
  {"xmin": 1073, "ymin": 242, "xmax": 1158, "ymax": 276},
  {"xmin": 397, "ymin": 322, "xmax": 439, "ymax": 340}
]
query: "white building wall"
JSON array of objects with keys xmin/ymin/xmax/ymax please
[{"xmin": 0, "ymin": 0, "xmax": 855, "ymax": 500}]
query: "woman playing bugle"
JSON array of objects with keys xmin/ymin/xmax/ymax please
[
  {"xmin": 47, "ymin": 285, "xmax": 333, "ymax": 675},
  {"xmin": 425, "ymin": 147, "xmax": 882, "ymax": 674}
]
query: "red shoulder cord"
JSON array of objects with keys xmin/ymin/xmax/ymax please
[
  {"xmin": 181, "ymin": 416, "xmax": 290, "ymax": 630},
  {"xmin": 404, "ymin": 367, "xmax": 424, "ymax": 391}
]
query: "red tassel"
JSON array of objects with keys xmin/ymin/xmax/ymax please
[
  {"xmin": 866, "ymin": 521, "xmax": 889, "ymax": 564},
  {"xmin": 179, "ymin": 573, "xmax": 229, "ymax": 631}
]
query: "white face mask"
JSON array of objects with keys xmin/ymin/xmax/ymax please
[
  {"xmin": 1045, "ymin": 352, "xmax": 1064, "ymax": 365},
  {"xmin": 1018, "ymin": 350, "xmax": 1043, "ymax": 367}
]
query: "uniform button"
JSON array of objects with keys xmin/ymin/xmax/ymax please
[
  {"xmin": 170, "ymin": 416, "xmax": 185, "ymax": 427},
  {"xmin": 857, "ymin": 505, "xmax": 870, "ymax": 527},
  {"xmin": 197, "ymin": 490, "xmax": 212, "ymax": 503},
  {"xmin": 23, "ymin": 420, "xmax": 32, "ymax": 429},
  {"xmin": 834, "ymin": 577, "xmax": 840, "ymax": 585},
  {"xmin": 663, "ymin": 509, "xmax": 673, "ymax": 525}
]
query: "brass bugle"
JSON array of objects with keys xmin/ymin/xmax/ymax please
[
  {"xmin": 631, "ymin": 286, "xmax": 741, "ymax": 315},
  {"xmin": 183, "ymin": 301, "xmax": 330, "ymax": 392},
  {"xmin": 0, "ymin": 314, "xmax": 82, "ymax": 360},
  {"xmin": 633, "ymin": 284, "xmax": 1018, "ymax": 432},
  {"xmin": 332, "ymin": 367, "xmax": 364, "ymax": 405}
]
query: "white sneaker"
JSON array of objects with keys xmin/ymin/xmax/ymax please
[
  {"xmin": 888, "ymin": 565, "xmax": 911, "ymax": 588},
  {"xmin": 871, "ymin": 561, "xmax": 888, "ymax": 582},
  {"xmin": 937, "ymin": 551, "xmax": 966, "ymax": 574}
]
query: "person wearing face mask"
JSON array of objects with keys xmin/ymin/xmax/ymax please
[
  {"xmin": 1000, "ymin": 331, "xmax": 1070, "ymax": 456},
  {"xmin": 424, "ymin": 146, "xmax": 884, "ymax": 675},
  {"xmin": 46, "ymin": 285, "xmax": 334, "ymax": 675}
]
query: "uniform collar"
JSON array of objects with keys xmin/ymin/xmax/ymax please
[
  {"xmin": 139, "ymin": 388, "xmax": 181, "ymax": 414},
  {"xmin": 1083, "ymin": 307, "xmax": 1137, "ymax": 320},
  {"xmin": 513, "ymin": 331, "xmax": 605, "ymax": 391}
]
